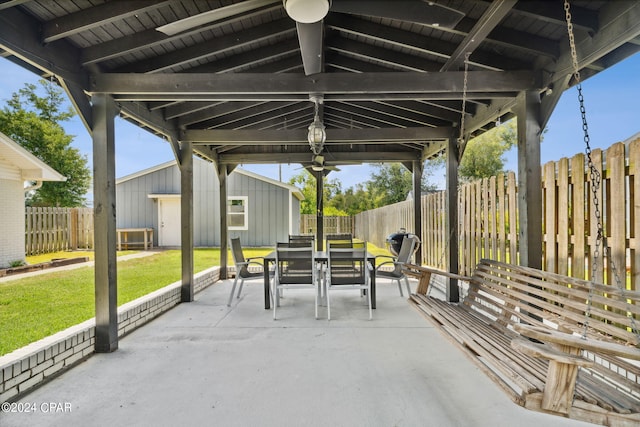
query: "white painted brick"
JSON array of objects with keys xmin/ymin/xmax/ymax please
[
  {"xmin": 53, "ymin": 348, "xmax": 73, "ymax": 365},
  {"xmin": 82, "ymin": 347, "xmax": 94, "ymax": 358},
  {"xmin": 12, "ymin": 361, "xmax": 22, "ymax": 376},
  {"xmin": 43, "ymin": 361, "xmax": 64, "ymax": 377},
  {"xmin": 0, "ymin": 386, "xmax": 18, "ymax": 403},
  {"xmin": 18, "ymin": 372, "xmax": 43, "ymax": 393},
  {"xmin": 0, "ymin": 179, "xmax": 25, "ymax": 268},
  {"xmin": 30, "ymin": 359, "xmax": 54, "ymax": 376},
  {"xmin": 73, "ymin": 340, "xmax": 91, "ymax": 355},
  {"xmin": 64, "ymin": 352, "xmax": 84, "ymax": 367},
  {"xmin": 2, "ymin": 366, "xmax": 11, "ymax": 381},
  {"xmin": 4, "ymin": 370, "xmax": 30, "ymax": 389}
]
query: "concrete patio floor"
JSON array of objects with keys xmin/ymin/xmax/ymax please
[{"xmin": 1, "ymin": 277, "xmax": 593, "ymax": 427}]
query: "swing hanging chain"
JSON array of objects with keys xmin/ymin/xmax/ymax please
[
  {"xmin": 458, "ymin": 52, "xmax": 471, "ymax": 147},
  {"xmin": 565, "ymin": 0, "xmax": 638, "ymax": 339}
]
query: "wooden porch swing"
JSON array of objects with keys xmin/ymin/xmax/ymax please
[{"xmin": 405, "ymin": 2, "xmax": 640, "ymax": 426}]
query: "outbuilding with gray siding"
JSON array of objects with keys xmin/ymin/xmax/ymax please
[{"xmin": 116, "ymin": 157, "xmax": 303, "ymax": 247}]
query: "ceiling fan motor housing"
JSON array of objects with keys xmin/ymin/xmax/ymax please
[{"xmin": 284, "ymin": 0, "xmax": 330, "ymax": 23}]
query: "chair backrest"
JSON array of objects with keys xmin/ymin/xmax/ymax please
[
  {"xmin": 325, "ymin": 233, "xmax": 353, "ymax": 249},
  {"xmin": 393, "ymin": 236, "xmax": 418, "ymax": 273},
  {"xmin": 328, "ymin": 241, "xmax": 367, "ymax": 285},
  {"xmin": 230, "ymin": 237, "xmax": 249, "ymax": 277},
  {"xmin": 275, "ymin": 243, "xmax": 315, "ymax": 284},
  {"xmin": 288, "ymin": 235, "xmax": 314, "ymax": 247}
]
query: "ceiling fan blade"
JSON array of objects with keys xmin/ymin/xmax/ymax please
[
  {"xmin": 296, "ymin": 21, "xmax": 324, "ymax": 76},
  {"xmin": 157, "ymin": 0, "xmax": 280, "ymax": 36},
  {"xmin": 331, "ymin": 0, "xmax": 465, "ymax": 28}
]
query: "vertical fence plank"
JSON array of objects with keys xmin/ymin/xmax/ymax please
[
  {"xmin": 589, "ymin": 149, "xmax": 604, "ymax": 283},
  {"xmin": 571, "ymin": 153, "xmax": 586, "ymax": 281},
  {"xmin": 544, "ymin": 161, "xmax": 557, "ymax": 273},
  {"xmin": 557, "ymin": 158, "xmax": 569, "ymax": 276},
  {"xmin": 497, "ymin": 174, "xmax": 506, "ymax": 263},
  {"xmin": 489, "ymin": 176, "xmax": 497, "ymax": 261},
  {"xmin": 630, "ymin": 140, "xmax": 640, "ymax": 293},
  {"xmin": 607, "ymin": 143, "xmax": 626, "ymax": 288},
  {"xmin": 507, "ymin": 172, "xmax": 517, "ymax": 264}
]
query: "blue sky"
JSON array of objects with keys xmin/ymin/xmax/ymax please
[{"xmin": 1, "ymin": 52, "xmax": 639, "ymax": 197}]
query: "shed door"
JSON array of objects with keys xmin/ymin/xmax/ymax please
[{"xmin": 158, "ymin": 198, "xmax": 181, "ymax": 247}]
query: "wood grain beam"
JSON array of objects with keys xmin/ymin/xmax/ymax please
[
  {"xmin": 43, "ymin": 1, "xmax": 173, "ymax": 43},
  {"xmin": 92, "ymin": 71, "xmax": 540, "ymax": 96},
  {"xmin": 182, "ymin": 127, "xmax": 452, "ymax": 144}
]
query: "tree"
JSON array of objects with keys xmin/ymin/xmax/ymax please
[
  {"xmin": 288, "ymin": 169, "xmax": 348, "ymax": 215},
  {"xmin": 368, "ymin": 163, "xmax": 439, "ymax": 207},
  {"xmin": 458, "ymin": 120, "xmax": 517, "ymax": 182},
  {"xmin": 0, "ymin": 80, "xmax": 91, "ymax": 206}
]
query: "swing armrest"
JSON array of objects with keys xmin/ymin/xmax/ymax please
[{"xmin": 402, "ymin": 264, "xmax": 470, "ymax": 282}]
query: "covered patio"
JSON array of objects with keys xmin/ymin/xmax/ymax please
[
  {"xmin": 1, "ymin": 1, "xmax": 640, "ymax": 424},
  {"xmin": 2, "ymin": 278, "xmax": 592, "ymax": 427}
]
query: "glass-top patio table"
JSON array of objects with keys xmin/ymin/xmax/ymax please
[{"xmin": 262, "ymin": 250, "xmax": 377, "ymax": 310}]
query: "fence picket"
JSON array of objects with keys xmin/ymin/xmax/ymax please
[{"xmin": 25, "ymin": 207, "xmax": 93, "ymax": 255}]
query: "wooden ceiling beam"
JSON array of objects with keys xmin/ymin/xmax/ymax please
[
  {"xmin": 441, "ymin": 0, "xmax": 517, "ymax": 71},
  {"xmin": 217, "ymin": 150, "xmax": 423, "ymax": 165},
  {"xmin": 114, "ymin": 18, "xmax": 295, "ymax": 73},
  {"xmin": 92, "ymin": 71, "xmax": 540, "ymax": 96},
  {"xmin": 327, "ymin": 14, "xmax": 524, "ymax": 72},
  {"xmin": 81, "ymin": 4, "xmax": 283, "ymax": 65},
  {"xmin": 42, "ymin": 1, "xmax": 173, "ymax": 43},
  {"xmin": 181, "ymin": 127, "xmax": 452, "ymax": 144}
]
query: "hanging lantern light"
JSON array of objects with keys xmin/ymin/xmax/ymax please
[{"xmin": 308, "ymin": 95, "xmax": 326, "ymax": 155}]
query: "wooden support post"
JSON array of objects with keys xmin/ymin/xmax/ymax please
[
  {"xmin": 416, "ymin": 271, "xmax": 432, "ymax": 295},
  {"xmin": 179, "ymin": 141, "xmax": 194, "ymax": 302},
  {"xmin": 412, "ymin": 160, "xmax": 423, "ymax": 266},
  {"xmin": 515, "ymin": 90, "xmax": 543, "ymax": 269},
  {"xmin": 314, "ymin": 170, "xmax": 324, "ymax": 252},
  {"xmin": 218, "ymin": 164, "xmax": 228, "ymax": 280},
  {"xmin": 543, "ymin": 345, "xmax": 582, "ymax": 414},
  {"xmin": 92, "ymin": 93, "xmax": 118, "ymax": 353},
  {"xmin": 446, "ymin": 134, "xmax": 460, "ymax": 302}
]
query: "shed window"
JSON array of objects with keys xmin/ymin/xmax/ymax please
[{"xmin": 228, "ymin": 197, "xmax": 248, "ymax": 230}]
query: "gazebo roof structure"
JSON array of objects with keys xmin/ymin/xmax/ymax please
[
  {"xmin": 0, "ymin": 1, "xmax": 638, "ymax": 169},
  {"xmin": 1, "ymin": 0, "xmax": 639, "ymax": 355}
]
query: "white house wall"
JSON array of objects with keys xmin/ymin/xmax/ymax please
[
  {"xmin": 116, "ymin": 158, "xmax": 296, "ymax": 247},
  {"xmin": 0, "ymin": 178, "xmax": 25, "ymax": 268}
]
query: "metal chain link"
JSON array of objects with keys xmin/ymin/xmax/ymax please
[
  {"xmin": 458, "ymin": 52, "xmax": 471, "ymax": 146},
  {"xmin": 564, "ymin": 0, "xmax": 638, "ymax": 339}
]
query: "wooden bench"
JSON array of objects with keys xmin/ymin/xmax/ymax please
[
  {"xmin": 404, "ymin": 259, "xmax": 640, "ymax": 427},
  {"xmin": 117, "ymin": 228, "xmax": 154, "ymax": 250}
]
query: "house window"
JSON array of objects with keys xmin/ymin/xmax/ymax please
[{"xmin": 228, "ymin": 197, "xmax": 248, "ymax": 230}]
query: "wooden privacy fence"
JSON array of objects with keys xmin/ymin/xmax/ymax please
[
  {"xmin": 25, "ymin": 207, "xmax": 94, "ymax": 255},
  {"xmin": 355, "ymin": 139, "xmax": 640, "ymax": 293},
  {"xmin": 354, "ymin": 199, "xmax": 413, "ymax": 249},
  {"xmin": 300, "ymin": 215, "xmax": 353, "ymax": 236}
]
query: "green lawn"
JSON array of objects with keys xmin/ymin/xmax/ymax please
[
  {"xmin": 1, "ymin": 244, "xmax": 392, "ymax": 356},
  {"xmin": 0, "ymin": 248, "xmax": 256, "ymax": 356}
]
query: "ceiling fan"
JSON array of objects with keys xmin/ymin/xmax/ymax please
[{"xmin": 156, "ymin": 0, "xmax": 465, "ymax": 75}]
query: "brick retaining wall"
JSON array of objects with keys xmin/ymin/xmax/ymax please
[{"xmin": 0, "ymin": 266, "xmax": 220, "ymax": 403}]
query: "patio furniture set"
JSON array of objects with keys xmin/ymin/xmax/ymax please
[{"xmin": 227, "ymin": 234, "xmax": 419, "ymax": 320}]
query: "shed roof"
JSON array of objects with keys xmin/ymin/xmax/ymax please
[
  {"xmin": 116, "ymin": 158, "xmax": 304, "ymax": 200},
  {"xmin": 0, "ymin": 131, "xmax": 66, "ymax": 182}
]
